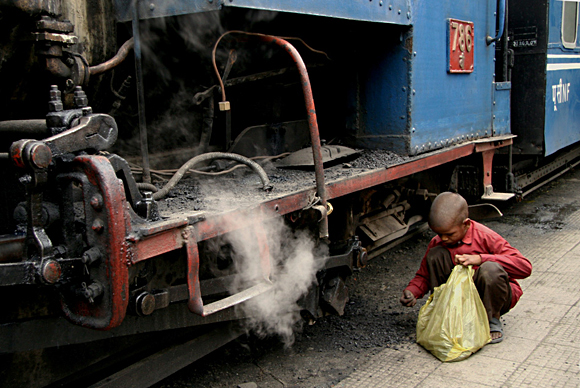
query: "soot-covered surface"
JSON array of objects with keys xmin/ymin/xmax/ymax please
[{"xmin": 155, "ymin": 150, "xmax": 409, "ymax": 216}]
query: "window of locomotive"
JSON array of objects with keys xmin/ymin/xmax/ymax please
[{"xmin": 562, "ymin": 0, "xmax": 579, "ymax": 49}]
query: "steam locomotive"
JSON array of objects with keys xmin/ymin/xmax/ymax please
[{"xmin": 1, "ymin": 0, "xmax": 578, "ymax": 386}]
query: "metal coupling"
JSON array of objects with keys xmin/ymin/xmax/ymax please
[
  {"xmin": 312, "ymin": 204, "xmax": 328, "ymax": 222},
  {"xmin": 10, "ymin": 139, "xmax": 52, "ymax": 170},
  {"xmin": 82, "ymin": 247, "xmax": 103, "ymax": 265},
  {"xmin": 357, "ymin": 246, "xmax": 368, "ymax": 268},
  {"xmin": 82, "ymin": 281, "xmax": 104, "ymax": 302}
]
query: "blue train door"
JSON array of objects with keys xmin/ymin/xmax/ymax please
[{"xmin": 545, "ymin": 0, "xmax": 580, "ymax": 156}]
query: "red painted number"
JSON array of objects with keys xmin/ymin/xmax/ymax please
[{"xmin": 451, "ymin": 21, "xmax": 473, "ymax": 53}]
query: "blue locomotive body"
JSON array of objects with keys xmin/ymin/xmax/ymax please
[
  {"xmin": 311, "ymin": 0, "xmax": 514, "ymax": 157},
  {"xmin": 113, "ymin": 0, "xmax": 510, "ymax": 156},
  {"xmin": 395, "ymin": 0, "xmax": 510, "ymax": 154}
]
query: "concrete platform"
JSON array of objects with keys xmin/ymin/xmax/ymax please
[{"xmin": 334, "ymin": 201, "xmax": 580, "ymax": 387}]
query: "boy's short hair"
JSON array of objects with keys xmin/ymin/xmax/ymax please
[{"xmin": 428, "ymin": 192, "xmax": 469, "ymax": 228}]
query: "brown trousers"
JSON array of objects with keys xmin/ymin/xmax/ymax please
[{"xmin": 425, "ymin": 245, "xmax": 512, "ymax": 321}]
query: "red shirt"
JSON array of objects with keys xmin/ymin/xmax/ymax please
[{"xmin": 405, "ymin": 220, "xmax": 532, "ymax": 308}]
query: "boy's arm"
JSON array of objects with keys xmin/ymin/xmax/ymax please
[
  {"xmin": 404, "ymin": 241, "xmax": 437, "ymax": 299},
  {"xmin": 480, "ymin": 234, "xmax": 532, "ymax": 279},
  {"xmin": 405, "ymin": 260, "xmax": 430, "ymax": 299}
]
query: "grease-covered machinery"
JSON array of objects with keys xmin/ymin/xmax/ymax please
[{"xmin": 0, "ymin": 0, "xmax": 577, "ymax": 386}]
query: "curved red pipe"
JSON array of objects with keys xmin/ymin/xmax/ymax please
[
  {"xmin": 89, "ymin": 38, "xmax": 135, "ymax": 76},
  {"xmin": 258, "ymin": 35, "xmax": 329, "ymax": 239}
]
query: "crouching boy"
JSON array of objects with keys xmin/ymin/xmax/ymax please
[{"xmin": 400, "ymin": 192, "xmax": 532, "ymax": 343}]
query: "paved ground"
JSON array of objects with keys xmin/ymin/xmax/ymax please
[{"xmin": 335, "ymin": 183, "xmax": 580, "ymax": 387}]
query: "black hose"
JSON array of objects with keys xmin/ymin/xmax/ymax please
[
  {"xmin": 136, "ymin": 182, "xmax": 159, "ymax": 192},
  {"xmin": 152, "ymin": 152, "xmax": 272, "ymax": 200}
]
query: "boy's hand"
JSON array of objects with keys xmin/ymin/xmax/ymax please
[
  {"xmin": 400, "ymin": 290, "xmax": 417, "ymax": 307},
  {"xmin": 455, "ymin": 254, "xmax": 482, "ymax": 267}
]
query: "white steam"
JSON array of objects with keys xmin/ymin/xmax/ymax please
[{"xmin": 224, "ymin": 214, "xmax": 327, "ymax": 346}]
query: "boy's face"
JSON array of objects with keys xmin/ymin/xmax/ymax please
[{"xmin": 430, "ymin": 219, "xmax": 470, "ymax": 247}]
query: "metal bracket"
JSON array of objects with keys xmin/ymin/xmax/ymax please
[{"xmin": 480, "ymin": 149, "xmax": 515, "ymax": 201}]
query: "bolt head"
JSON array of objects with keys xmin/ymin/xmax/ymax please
[
  {"xmin": 30, "ymin": 143, "xmax": 52, "ymax": 169},
  {"xmin": 90, "ymin": 194, "xmax": 103, "ymax": 210},
  {"xmin": 73, "ymin": 87, "xmax": 89, "ymax": 108},
  {"xmin": 358, "ymin": 249, "xmax": 368, "ymax": 268},
  {"xmin": 136, "ymin": 292, "xmax": 156, "ymax": 316},
  {"xmin": 41, "ymin": 260, "xmax": 62, "ymax": 284},
  {"xmin": 92, "ymin": 219, "xmax": 104, "ymax": 233}
]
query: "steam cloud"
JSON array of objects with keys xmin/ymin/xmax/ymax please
[{"xmin": 224, "ymin": 213, "xmax": 328, "ymax": 346}]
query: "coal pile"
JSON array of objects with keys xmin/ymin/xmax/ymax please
[
  {"xmin": 348, "ymin": 150, "xmax": 410, "ymax": 170},
  {"xmin": 155, "ymin": 149, "xmax": 412, "ymax": 218}
]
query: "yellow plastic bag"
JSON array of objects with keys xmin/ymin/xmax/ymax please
[{"xmin": 416, "ymin": 265, "xmax": 491, "ymax": 362}]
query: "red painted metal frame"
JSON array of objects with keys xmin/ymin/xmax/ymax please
[
  {"xmin": 475, "ymin": 139, "xmax": 510, "ymax": 189},
  {"xmin": 130, "ymin": 216, "xmax": 273, "ymax": 317},
  {"xmin": 327, "ymin": 139, "xmax": 506, "ymax": 198},
  {"xmin": 130, "ymin": 228, "xmax": 185, "ymax": 263},
  {"xmin": 185, "ymin": 227, "xmax": 204, "ymax": 315},
  {"xmin": 481, "ymin": 149, "xmax": 495, "ymax": 188},
  {"xmin": 184, "ymin": 223, "xmax": 271, "ymax": 316},
  {"xmin": 61, "ymin": 155, "xmax": 130, "ymax": 330}
]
